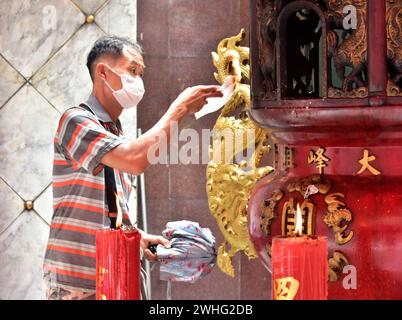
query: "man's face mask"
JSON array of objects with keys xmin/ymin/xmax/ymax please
[{"xmin": 104, "ymin": 64, "xmax": 145, "ymax": 109}]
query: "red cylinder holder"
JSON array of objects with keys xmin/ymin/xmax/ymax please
[
  {"xmin": 96, "ymin": 228, "xmax": 141, "ymax": 300},
  {"xmin": 248, "ymin": 0, "xmax": 402, "ymax": 299}
]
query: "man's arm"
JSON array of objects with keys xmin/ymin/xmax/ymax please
[{"xmin": 100, "ymin": 85, "xmax": 222, "ymax": 175}]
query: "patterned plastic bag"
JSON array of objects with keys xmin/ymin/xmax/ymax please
[{"xmin": 156, "ymin": 220, "xmax": 217, "ymax": 284}]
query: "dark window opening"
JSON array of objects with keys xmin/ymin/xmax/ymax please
[{"xmin": 283, "ymin": 9, "xmax": 322, "ymax": 98}]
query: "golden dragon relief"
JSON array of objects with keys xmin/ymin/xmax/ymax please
[{"xmin": 206, "ymin": 29, "xmax": 273, "ymax": 277}]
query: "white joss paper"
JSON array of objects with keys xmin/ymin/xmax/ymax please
[{"xmin": 194, "ymin": 76, "xmax": 236, "ymax": 120}]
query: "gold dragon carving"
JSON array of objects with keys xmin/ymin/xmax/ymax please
[{"xmin": 206, "ymin": 29, "xmax": 273, "ymax": 277}]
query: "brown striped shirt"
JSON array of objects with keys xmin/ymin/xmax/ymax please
[{"xmin": 43, "ymin": 95, "xmax": 136, "ymax": 292}]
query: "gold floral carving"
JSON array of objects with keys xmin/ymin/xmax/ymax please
[
  {"xmin": 328, "ymin": 86, "xmax": 368, "ymax": 98},
  {"xmin": 387, "ymin": 80, "xmax": 402, "ymax": 96}
]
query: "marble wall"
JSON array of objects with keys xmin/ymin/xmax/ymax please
[{"xmin": 0, "ymin": 0, "xmax": 138, "ymax": 300}]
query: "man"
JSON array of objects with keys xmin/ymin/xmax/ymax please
[{"xmin": 43, "ymin": 35, "xmax": 222, "ymax": 300}]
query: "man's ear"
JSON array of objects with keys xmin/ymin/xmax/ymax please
[{"xmin": 95, "ymin": 62, "xmax": 107, "ymax": 81}]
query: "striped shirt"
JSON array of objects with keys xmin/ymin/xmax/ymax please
[{"xmin": 43, "ymin": 95, "xmax": 136, "ymax": 292}]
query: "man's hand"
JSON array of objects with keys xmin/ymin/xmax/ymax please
[
  {"xmin": 139, "ymin": 230, "xmax": 170, "ymax": 261},
  {"xmin": 169, "ymin": 85, "xmax": 223, "ymax": 115}
]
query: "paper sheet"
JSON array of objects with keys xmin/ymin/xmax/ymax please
[{"xmin": 195, "ymin": 76, "xmax": 236, "ymax": 119}]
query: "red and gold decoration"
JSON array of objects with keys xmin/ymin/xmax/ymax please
[
  {"xmin": 248, "ymin": 0, "xmax": 402, "ymax": 299},
  {"xmin": 96, "ymin": 198, "xmax": 141, "ymax": 300}
]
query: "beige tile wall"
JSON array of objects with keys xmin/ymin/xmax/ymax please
[{"xmin": 0, "ymin": 0, "xmax": 137, "ymax": 300}]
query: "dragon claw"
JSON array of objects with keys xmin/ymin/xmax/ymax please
[{"xmin": 217, "ymin": 245, "xmax": 235, "ymax": 277}]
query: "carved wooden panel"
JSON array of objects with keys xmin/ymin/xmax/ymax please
[
  {"xmin": 254, "ymin": 0, "xmax": 369, "ymax": 101},
  {"xmin": 386, "ymin": 0, "xmax": 402, "ymax": 96}
]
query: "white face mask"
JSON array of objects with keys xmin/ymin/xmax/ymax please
[{"xmin": 104, "ymin": 65, "xmax": 145, "ymax": 109}]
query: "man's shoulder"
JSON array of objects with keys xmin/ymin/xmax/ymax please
[
  {"xmin": 62, "ymin": 105, "xmax": 94, "ymax": 118},
  {"xmin": 55, "ymin": 106, "xmax": 103, "ymax": 141},
  {"xmin": 59, "ymin": 105, "xmax": 99, "ymax": 126}
]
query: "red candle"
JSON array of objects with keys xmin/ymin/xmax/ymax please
[
  {"xmin": 96, "ymin": 227, "xmax": 141, "ymax": 300},
  {"xmin": 96, "ymin": 195, "xmax": 141, "ymax": 300},
  {"xmin": 272, "ymin": 203, "xmax": 328, "ymax": 300}
]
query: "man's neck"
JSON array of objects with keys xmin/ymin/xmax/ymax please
[{"xmin": 91, "ymin": 88, "xmax": 122, "ymax": 123}]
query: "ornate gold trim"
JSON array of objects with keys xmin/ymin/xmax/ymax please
[
  {"xmin": 261, "ymin": 190, "xmax": 283, "ymax": 236},
  {"xmin": 324, "ymin": 193, "xmax": 354, "ymax": 245},
  {"xmin": 328, "ymin": 251, "xmax": 349, "ymax": 282},
  {"xmin": 328, "ymin": 87, "xmax": 368, "ymax": 98}
]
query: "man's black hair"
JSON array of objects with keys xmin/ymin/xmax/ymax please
[{"xmin": 86, "ymin": 35, "xmax": 143, "ymax": 80}]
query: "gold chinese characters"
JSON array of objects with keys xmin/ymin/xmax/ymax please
[
  {"xmin": 357, "ymin": 149, "xmax": 381, "ymax": 175},
  {"xmin": 304, "ymin": 147, "xmax": 382, "ymax": 176},
  {"xmin": 274, "ymin": 277, "xmax": 300, "ymax": 300},
  {"xmin": 308, "ymin": 147, "xmax": 330, "ymax": 174}
]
